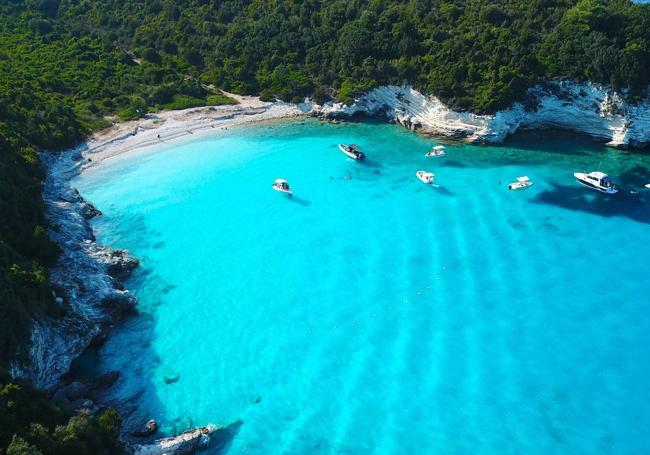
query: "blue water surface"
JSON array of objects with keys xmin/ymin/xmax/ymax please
[{"xmin": 75, "ymin": 119, "xmax": 650, "ymax": 454}]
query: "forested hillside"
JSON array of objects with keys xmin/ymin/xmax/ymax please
[
  {"xmin": 1, "ymin": 0, "xmax": 648, "ymax": 451},
  {"xmin": 56, "ymin": 0, "xmax": 650, "ymax": 111}
]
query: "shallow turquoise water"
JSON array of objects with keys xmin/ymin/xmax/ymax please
[{"xmin": 75, "ymin": 119, "xmax": 650, "ymax": 454}]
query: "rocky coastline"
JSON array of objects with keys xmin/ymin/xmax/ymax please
[
  {"xmin": 12, "ymin": 147, "xmax": 139, "ymax": 390},
  {"xmin": 20, "ymin": 146, "xmax": 238, "ymax": 454},
  {"xmin": 13, "ymin": 82, "xmax": 648, "ymax": 453},
  {"xmin": 306, "ymin": 81, "xmax": 650, "ymax": 148},
  {"xmin": 10, "ymin": 96, "xmax": 304, "ymax": 452},
  {"xmin": 10, "ymin": 97, "xmax": 300, "ymax": 387}
]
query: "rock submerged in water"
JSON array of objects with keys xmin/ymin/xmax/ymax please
[
  {"xmin": 99, "ymin": 291, "xmax": 137, "ymax": 321},
  {"xmin": 51, "ymin": 370, "xmax": 121, "ymax": 412},
  {"xmin": 163, "ymin": 371, "xmax": 180, "ymax": 385},
  {"xmin": 89, "ymin": 329, "xmax": 109, "ymax": 348},
  {"xmin": 106, "ymin": 249, "xmax": 139, "ymax": 280},
  {"xmin": 80, "ymin": 200, "xmax": 102, "ymax": 219},
  {"xmin": 62, "ymin": 381, "xmax": 90, "ymax": 401},
  {"xmin": 90, "ymin": 371, "xmax": 120, "ymax": 394},
  {"xmin": 131, "ymin": 419, "xmax": 159, "ymax": 438}
]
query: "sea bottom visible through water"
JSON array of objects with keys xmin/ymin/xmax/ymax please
[{"xmin": 73, "ymin": 119, "xmax": 650, "ymax": 454}]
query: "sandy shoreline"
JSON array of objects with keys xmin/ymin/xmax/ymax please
[
  {"xmin": 27, "ymin": 95, "xmax": 296, "ymax": 442},
  {"xmin": 81, "ymin": 93, "xmax": 307, "ymax": 171},
  {"xmin": 28, "ymin": 94, "xmax": 305, "ymax": 386}
]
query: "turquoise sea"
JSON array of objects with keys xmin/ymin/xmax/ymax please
[{"xmin": 75, "ymin": 119, "xmax": 650, "ymax": 454}]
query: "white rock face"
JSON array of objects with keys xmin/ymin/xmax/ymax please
[
  {"xmin": 132, "ymin": 425, "xmax": 219, "ymax": 455},
  {"xmin": 309, "ymin": 82, "xmax": 650, "ymax": 148},
  {"xmin": 11, "ymin": 148, "xmax": 139, "ymax": 390}
]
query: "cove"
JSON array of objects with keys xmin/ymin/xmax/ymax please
[{"xmin": 74, "ymin": 119, "xmax": 650, "ymax": 454}]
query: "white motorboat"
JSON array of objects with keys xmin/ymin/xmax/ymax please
[
  {"xmin": 338, "ymin": 144, "xmax": 366, "ymax": 160},
  {"xmin": 508, "ymin": 176, "xmax": 533, "ymax": 190},
  {"xmin": 416, "ymin": 170, "xmax": 436, "ymax": 185},
  {"xmin": 645, "ymin": 183, "xmax": 650, "ymax": 189},
  {"xmin": 574, "ymin": 171, "xmax": 618, "ymax": 194},
  {"xmin": 272, "ymin": 178, "xmax": 292, "ymax": 197},
  {"xmin": 425, "ymin": 145, "xmax": 446, "ymax": 157}
]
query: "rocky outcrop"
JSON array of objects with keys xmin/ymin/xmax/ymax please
[
  {"xmin": 51, "ymin": 371, "xmax": 121, "ymax": 413},
  {"xmin": 10, "ymin": 148, "xmax": 139, "ymax": 390},
  {"xmin": 132, "ymin": 425, "xmax": 223, "ymax": 455},
  {"xmin": 131, "ymin": 419, "xmax": 159, "ymax": 438},
  {"xmin": 308, "ymin": 82, "xmax": 650, "ymax": 148},
  {"xmin": 163, "ymin": 371, "xmax": 180, "ymax": 385}
]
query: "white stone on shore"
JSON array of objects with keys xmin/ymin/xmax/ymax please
[{"xmin": 132, "ymin": 425, "xmax": 217, "ymax": 455}]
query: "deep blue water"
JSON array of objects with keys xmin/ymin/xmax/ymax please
[{"xmin": 75, "ymin": 119, "xmax": 650, "ymax": 454}]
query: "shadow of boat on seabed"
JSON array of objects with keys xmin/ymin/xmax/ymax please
[
  {"xmin": 288, "ymin": 196, "xmax": 311, "ymax": 206},
  {"xmin": 533, "ymin": 182, "xmax": 650, "ymax": 225}
]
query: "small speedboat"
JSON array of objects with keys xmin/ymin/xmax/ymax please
[
  {"xmin": 272, "ymin": 178, "xmax": 292, "ymax": 197},
  {"xmin": 416, "ymin": 170, "xmax": 436, "ymax": 185},
  {"xmin": 574, "ymin": 171, "xmax": 618, "ymax": 194},
  {"xmin": 425, "ymin": 145, "xmax": 446, "ymax": 157},
  {"xmin": 508, "ymin": 176, "xmax": 533, "ymax": 190},
  {"xmin": 645, "ymin": 183, "xmax": 650, "ymax": 189},
  {"xmin": 338, "ymin": 144, "xmax": 365, "ymax": 160}
]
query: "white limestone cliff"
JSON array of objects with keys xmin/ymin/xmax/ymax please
[{"xmin": 307, "ymin": 81, "xmax": 650, "ymax": 148}]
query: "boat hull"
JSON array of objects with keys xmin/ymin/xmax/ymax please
[
  {"xmin": 416, "ymin": 171, "xmax": 435, "ymax": 184},
  {"xmin": 574, "ymin": 176, "xmax": 618, "ymax": 194},
  {"xmin": 338, "ymin": 144, "xmax": 364, "ymax": 160},
  {"xmin": 508, "ymin": 182, "xmax": 533, "ymax": 190},
  {"xmin": 272, "ymin": 186, "xmax": 293, "ymax": 197}
]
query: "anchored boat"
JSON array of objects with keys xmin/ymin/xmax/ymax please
[
  {"xmin": 416, "ymin": 170, "xmax": 436, "ymax": 185},
  {"xmin": 425, "ymin": 145, "xmax": 446, "ymax": 157},
  {"xmin": 272, "ymin": 178, "xmax": 293, "ymax": 197},
  {"xmin": 338, "ymin": 144, "xmax": 366, "ymax": 160},
  {"xmin": 574, "ymin": 171, "xmax": 618, "ymax": 194},
  {"xmin": 508, "ymin": 176, "xmax": 533, "ymax": 190}
]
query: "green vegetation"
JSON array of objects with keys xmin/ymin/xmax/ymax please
[
  {"xmin": 0, "ymin": 0, "xmax": 648, "ymax": 451},
  {"xmin": 0, "ymin": 377, "xmax": 124, "ymax": 454},
  {"xmin": 54, "ymin": 0, "xmax": 650, "ymax": 112}
]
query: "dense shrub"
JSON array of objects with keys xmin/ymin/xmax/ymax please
[
  {"xmin": 0, "ymin": 378, "xmax": 124, "ymax": 454},
  {"xmin": 49, "ymin": 0, "xmax": 650, "ymax": 112}
]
